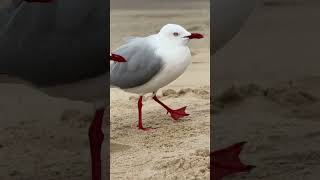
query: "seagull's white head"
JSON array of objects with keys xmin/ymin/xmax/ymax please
[{"xmin": 158, "ymin": 24, "xmax": 203, "ymax": 46}]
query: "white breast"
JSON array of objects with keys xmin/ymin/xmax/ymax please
[{"xmin": 155, "ymin": 45, "xmax": 191, "ymax": 86}]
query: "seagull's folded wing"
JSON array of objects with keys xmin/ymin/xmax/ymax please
[{"xmin": 110, "ymin": 37, "xmax": 164, "ymax": 89}]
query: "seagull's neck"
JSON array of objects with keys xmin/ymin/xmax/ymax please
[{"xmin": 149, "ymin": 34, "xmax": 191, "ymax": 66}]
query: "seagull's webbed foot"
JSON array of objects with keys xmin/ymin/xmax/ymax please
[
  {"xmin": 136, "ymin": 124, "xmax": 152, "ymax": 131},
  {"xmin": 211, "ymin": 142, "xmax": 255, "ymax": 180},
  {"xmin": 88, "ymin": 109, "xmax": 105, "ymax": 180},
  {"xmin": 152, "ymin": 95, "xmax": 189, "ymax": 120},
  {"xmin": 166, "ymin": 106, "xmax": 189, "ymax": 120}
]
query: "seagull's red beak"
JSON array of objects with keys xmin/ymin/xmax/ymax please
[
  {"xmin": 184, "ymin": 33, "xmax": 204, "ymax": 39},
  {"xmin": 110, "ymin": 53, "xmax": 126, "ymax": 62}
]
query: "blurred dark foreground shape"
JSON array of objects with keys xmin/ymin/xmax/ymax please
[
  {"xmin": 211, "ymin": 0, "xmax": 258, "ymax": 179},
  {"xmin": 0, "ymin": 0, "xmax": 112, "ymax": 180}
]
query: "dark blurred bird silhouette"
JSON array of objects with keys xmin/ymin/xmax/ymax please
[
  {"xmin": 0, "ymin": 1, "xmax": 124, "ymax": 180},
  {"xmin": 211, "ymin": 0, "xmax": 257, "ymax": 179}
]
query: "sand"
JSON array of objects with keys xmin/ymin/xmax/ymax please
[
  {"xmin": 213, "ymin": 0, "xmax": 320, "ymax": 179},
  {"xmin": 110, "ymin": 1, "xmax": 210, "ymax": 179},
  {"xmin": 0, "ymin": 83, "xmax": 98, "ymax": 180}
]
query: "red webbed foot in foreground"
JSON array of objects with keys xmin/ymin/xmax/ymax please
[
  {"xmin": 166, "ymin": 106, "xmax": 189, "ymax": 120},
  {"xmin": 211, "ymin": 142, "xmax": 255, "ymax": 180},
  {"xmin": 88, "ymin": 109, "xmax": 105, "ymax": 180},
  {"xmin": 153, "ymin": 95, "xmax": 189, "ymax": 120},
  {"xmin": 110, "ymin": 53, "xmax": 126, "ymax": 62}
]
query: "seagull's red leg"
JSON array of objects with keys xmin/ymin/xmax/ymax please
[
  {"xmin": 137, "ymin": 96, "xmax": 150, "ymax": 130},
  {"xmin": 88, "ymin": 109, "xmax": 105, "ymax": 180},
  {"xmin": 152, "ymin": 95, "xmax": 189, "ymax": 120},
  {"xmin": 211, "ymin": 142, "xmax": 255, "ymax": 180}
]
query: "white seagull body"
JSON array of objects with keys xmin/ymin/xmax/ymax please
[
  {"xmin": 112, "ymin": 35, "xmax": 191, "ymax": 94},
  {"xmin": 110, "ymin": 24, "xmax": 203, "ymax": 130},
  {"xmin": 111, "ymin": 24, "xmax": 200, "ymax": 94}
]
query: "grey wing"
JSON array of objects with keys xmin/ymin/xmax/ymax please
[{"xmin": 110, "ymin": 37, "xmax": 164, "ymax": 89}]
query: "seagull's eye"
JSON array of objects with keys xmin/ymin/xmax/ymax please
[{"xmin": 173, "ymin": 32, "xmax": 179, "ymax": 37}]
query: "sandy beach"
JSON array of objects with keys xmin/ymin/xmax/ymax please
[
  {"xmin": 110, "ymin": 0, "xmax": 210, "ymax": 179},
  {"xmin": 213, "ymin": 0, "xmax": 320, "ymax": 179}
]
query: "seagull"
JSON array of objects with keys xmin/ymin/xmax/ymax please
[
  {"xmin": 0, "ymin": 1, "xmax": 124, "ymax": 180},
  {"xmin": 110, "ymin": 24, "xmax": 204, "ymax": 130}
]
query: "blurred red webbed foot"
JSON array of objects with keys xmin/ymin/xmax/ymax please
[{"xmin": 211, "ymin": 142, "xmax": 255, "ymax": 180}]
